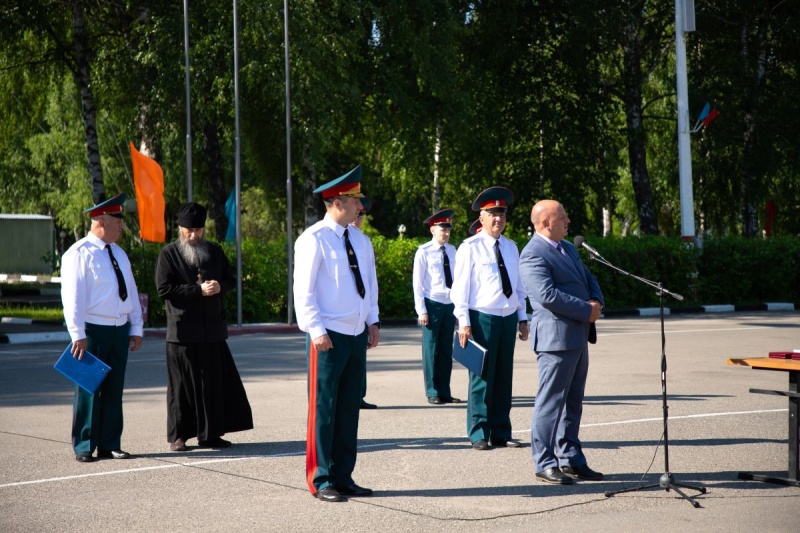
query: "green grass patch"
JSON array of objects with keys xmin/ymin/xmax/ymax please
[{"xmin": 0, "ymin": 305, "xmax": 64, "ymax": 322}]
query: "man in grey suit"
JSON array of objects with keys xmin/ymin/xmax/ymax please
[{"xmin": 519, "ymin": 199, "xmax": 605, "ymax": 484}]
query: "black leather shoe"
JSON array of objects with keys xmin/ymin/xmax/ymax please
[
  {"xmin": 75, "ymin": 452, "xmax": 94, "ymax": 463},
  {"xmin": 97, "ymin": 449, "xmax": 130, "ymax": 459},
  {"xmin": 492, "ymin": 439, "xmax": 523, "ymax": 448},
  {"xmin": 472, "ymin": 439, "xmax": 491, "ymax": 450},
  {"xmin": 336, "ymin": 483, "xmax": 373, "ymax": 497},
  {"xmin": 360, "ymin": 400, "xmax": 378, "ymax": 409},
  {"xmin": 428, "ymin": 396, "xmax": 445, "ymax": 405},
  {"xmin": 198, "ymin": 438, "xmax": 232, "ymax": 449},
  {"xmin": 316, "ymin": 487, "xmax": 347, "ymax": 502},
  {"xmin": 442, "ymin": 397, "xmax": 462, "ymax": 403},
  {"xmin": 536, "ymin": 467, "xmax": 574, "ymax": 484},
  {"xmin": 560, "ymin": 464, "xmax": 604, "ymax": 481}
]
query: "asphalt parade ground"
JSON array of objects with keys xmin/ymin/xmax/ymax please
[{"xmin": 1, "ymin": 312, "xmax": 798, "ymax": 532}]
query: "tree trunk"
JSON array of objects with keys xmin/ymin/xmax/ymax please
[
  {"xmin": 301, "ymin": 145, "xmax": 319, "ymax": 229},
  {"xmin": 201, "ymin": 122, "xmax": 229, "ymax": 241},
  {"xmin": 622, "ymin": 19, "xmax": 658, "ymax": 235},
  {"xmin": 740, "ymin": 18, "xmax": 768, "ymax": 238},
  {"xmin": 72, "ymin": 4, "xmax": 105, "ymax": 204},
  {"xmin": 432, "ymin": 122, "xmax": 442, "ymax": 212}
]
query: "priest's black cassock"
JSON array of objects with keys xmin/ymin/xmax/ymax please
[{"xmin": 156, "ymin": 240, "xmax": 253, "ymax": 444}]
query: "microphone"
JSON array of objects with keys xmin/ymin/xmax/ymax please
[{"xmin": 573, "ymin": 236, "xmax": 602, "ymax": 259}]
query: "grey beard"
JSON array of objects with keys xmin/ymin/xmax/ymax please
[{"xmin": 177, "ymin": 237, "xmax": 210, "ymax": 268}]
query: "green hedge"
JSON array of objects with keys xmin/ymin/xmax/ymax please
[
  {"xmin": 579, "ymin": 235, "xmax": 800, "ymax": 309},
  {"xmin": 126, "ymin": 235, "xmax": 800, "ymax": 326}
]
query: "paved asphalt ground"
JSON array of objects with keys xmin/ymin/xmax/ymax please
[{"xmin": 1, "ymin": 312, "xmax": 799, "ymax": 532}]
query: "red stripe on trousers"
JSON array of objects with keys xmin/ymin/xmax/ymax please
[{"xmin": 306, "ymin": 340, "xmax": 319, "ymax": 494}]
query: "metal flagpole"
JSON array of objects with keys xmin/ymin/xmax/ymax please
[
  {"xmin": 284, "ymin": 0, "xmax": 294, "ymax": 325},
  {"xmin": 183, "ymin": 0, "xmax": 193, "ymax": 202},
  {"xmin": 233, "ymin": 0, "xmax": 242, "ymax": 326},
  {"xmin": 676, "ymin": 0, "xmax": 696, "ymax": 241}
]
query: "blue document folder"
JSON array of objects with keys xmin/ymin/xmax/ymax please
[
  {"xmin": 53, "ymin": 344, "xmax": 111, "ymax": 394},
  {"xmin": 452, "ymin": 335, "xmax": 487, "ymax": 376}
]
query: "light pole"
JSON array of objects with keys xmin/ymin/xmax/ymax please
[{"xmin": 675, "ymin": 0, "xmax": 696, "ymax": 241}]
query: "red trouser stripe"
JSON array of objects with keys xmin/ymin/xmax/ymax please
[{"xmin": 305, "ymin": 340, "xmax": 319, "ymax": 494}]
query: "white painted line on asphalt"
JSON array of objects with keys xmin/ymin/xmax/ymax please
[
  {"xmin": 1, "ymin": 408, "xmax": 786, "ymax": 490},
  {"xmin": 578, "ymin": 408, "xmax": 786, "ymax": 428}
]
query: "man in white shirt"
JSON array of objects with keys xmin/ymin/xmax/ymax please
[
  {"xmin": 412, "ymin": 209, "xmax": 461, "ymax": 405},
  {"xmin": 451, "ymin": 187, "xmax": 529, "ymax": 451},
  {"xmin": 60, "ymin": 193, "xmax": 144, "ymax": 463},
  {"xmin": 293, "ymin": 165, "xmax": 380, "ymax": 502}
]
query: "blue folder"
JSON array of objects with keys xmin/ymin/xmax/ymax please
[
  {"xmin": 452, "ymin": 334, "xmax": 487, "ymax": 376},
  {"xmin": 53, "ymin": 343, "xmax": 111, "ymax": 394}
]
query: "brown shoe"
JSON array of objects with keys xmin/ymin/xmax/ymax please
[{"xmin": 170, "ymin": 438, "xmax": 187, "ymax": 452}]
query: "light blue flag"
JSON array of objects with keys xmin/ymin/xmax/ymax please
[{"xmin": 224, "ymin": 188, "xmax": 236, "ymax": 243}]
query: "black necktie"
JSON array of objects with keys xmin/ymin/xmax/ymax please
[
  {"xmin": 441, "ymin": 246, "xmax": 453, "ymax": 289},
  {"xmin": 344, "ymin": 229, "xmax": 366, "ymax": 299},
  {"xmin": 495, "ymin": 241, "xmax": 512, "ymax": 298},
  {"xmin": 106, "ymin": 245, "xmax": 128, "ymax": 301}
]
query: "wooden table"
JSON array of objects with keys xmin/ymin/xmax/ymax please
[{"xmin": 727, "ymin": 357, "xmax": 800, "ymax": 487}]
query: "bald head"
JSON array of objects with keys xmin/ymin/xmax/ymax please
[{"xmin": 531, "ymin": 200, "xmax": 570, "ymax": 242}]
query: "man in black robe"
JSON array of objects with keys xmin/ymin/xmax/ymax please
[{"xmin": 156, "ymin": 202, "xmax": 253, "ymax": 451}]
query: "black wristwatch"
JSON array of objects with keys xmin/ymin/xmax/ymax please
[{"xmin": 371, "ymin": 321, "xmax": 381, "ymax": 329}]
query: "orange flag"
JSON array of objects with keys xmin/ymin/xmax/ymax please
[{"xmin": 130, "ymin": 142, "xmax": 166, "ymax": 242}]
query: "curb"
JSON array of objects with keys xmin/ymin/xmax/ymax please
[
  {"xmin": 603, "ymin": 302, "xmax": 800, "ymax": 317},
  {"xmin": 0, "ymin": 322, "xmax": 303, "ymax": 345},
  {"xmin": 1, "ymin": 303, "xmax": 798, "ymax": 345}
]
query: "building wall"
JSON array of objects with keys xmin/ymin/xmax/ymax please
[{"xmin": 0, "ymin": 215, "xmax": 54, "ymax": 274}]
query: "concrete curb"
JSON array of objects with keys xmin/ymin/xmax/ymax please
[
  {"xmin": 0, "ymin": 322, "xmax": 303, "ymax": 345},
  {"xmin": 1, "ymin": 303, "xmax": 798, "ymax": 345},
  {"xmin": 602, "ymin": 301, "xmax": 800, "ymax": 317}
]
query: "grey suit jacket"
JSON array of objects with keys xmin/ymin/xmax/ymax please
[{"xmin": 519, "ymin": 234, "xmax": 604, "ymax": 352}]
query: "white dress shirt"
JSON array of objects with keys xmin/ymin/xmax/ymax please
[
  {"xmin": 60, "ymin": 232, "xmax": 144, "ymax": 342},
  {"xmin": 293, "ymin": 214, "xmax": 380, "ymax": 340},
  {"xmin": 451, "ymin": 232, "xmax": 527, "ymax": 326},
  {"xmin": 412, "ymin": 239, "xmax": 456, "ymax": 315}
]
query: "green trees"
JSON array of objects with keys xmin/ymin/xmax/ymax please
[{"xmin": 1, "ymin": 0, "xmax": 798, "ymax": 243}]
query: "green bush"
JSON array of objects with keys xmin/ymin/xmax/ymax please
[
  {"xmin": 372, "ymin": 236, "xmax": 426, "ymax": 319},
  {"xmin": 695, "ymin": 236, "xmax": 800, "ymax": 305},
  {"xmin": 123, "ymin": 234, "xmax": 799, "ymax": 326},
  {"xmin": 577, "ymin": 236, "xmax": 698, "ymax": 309}
]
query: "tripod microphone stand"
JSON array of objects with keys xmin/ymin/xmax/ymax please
[{"xmin": 581, "ymin": 246, "xmax": 706, "ymax": 508}]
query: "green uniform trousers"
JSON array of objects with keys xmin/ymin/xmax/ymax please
[
  {"xmin": 421, "ymin": 298, "xmax": 456, "ymax": 398},
  {"xmin": 466, "ymin": 310, "xmax": 517, "ymax": 443},
  {"xmin": 72, "ymin": 322, "xmax": 130, "ymax": 454},
  {"xmin": 305, "ymin": 329, "xmax": 368, "ymax": 494}
]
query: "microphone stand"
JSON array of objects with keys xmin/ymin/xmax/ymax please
[{"xmin": 584, "ymin": 250, "xmax": 706, "ymax": 508}]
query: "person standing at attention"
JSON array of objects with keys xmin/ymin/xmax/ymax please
[
  {"xmin": 155, "ymin": 202, "xmax": 253, "ymax": 452},
  {"xmin": 518, "ymin": 199, "xmax": 605, "ymax": 484},
  {"xmin": 60, "ymin": 193, "xmax": 143, "ymax": 463},
  {"xmin": 294, "ymin": 164, "xmax": 380, "ymax": 502},
  {"xmin": 412, "ymin": 209, "xmax": 461, "ymax": 405},
  {"xmin": 451, "ymin": 187, "xmax": 529, "ymax": 451},
  {"xmin": 352, "ymin": 196, "xmax": 377, "ymax": 410}
]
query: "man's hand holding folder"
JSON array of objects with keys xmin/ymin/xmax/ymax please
[{"xmin": 452, "ymin": 333, "xmax": 488, "ymax": 377}]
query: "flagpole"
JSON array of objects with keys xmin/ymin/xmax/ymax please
[
  {"xmin": 183, "ymin": 0, "xmax": 193, "ymax": 202},
  {"xmin": 284, "ymin": 0, "xmax": 294, "ymax": 325},
  {"xmin": 676, "ymin": 0, "xmax": 695, "ymax": 241},
  {"xmin": 233, "ymin": 0, "xmax": 243, "ymax": 327}
]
